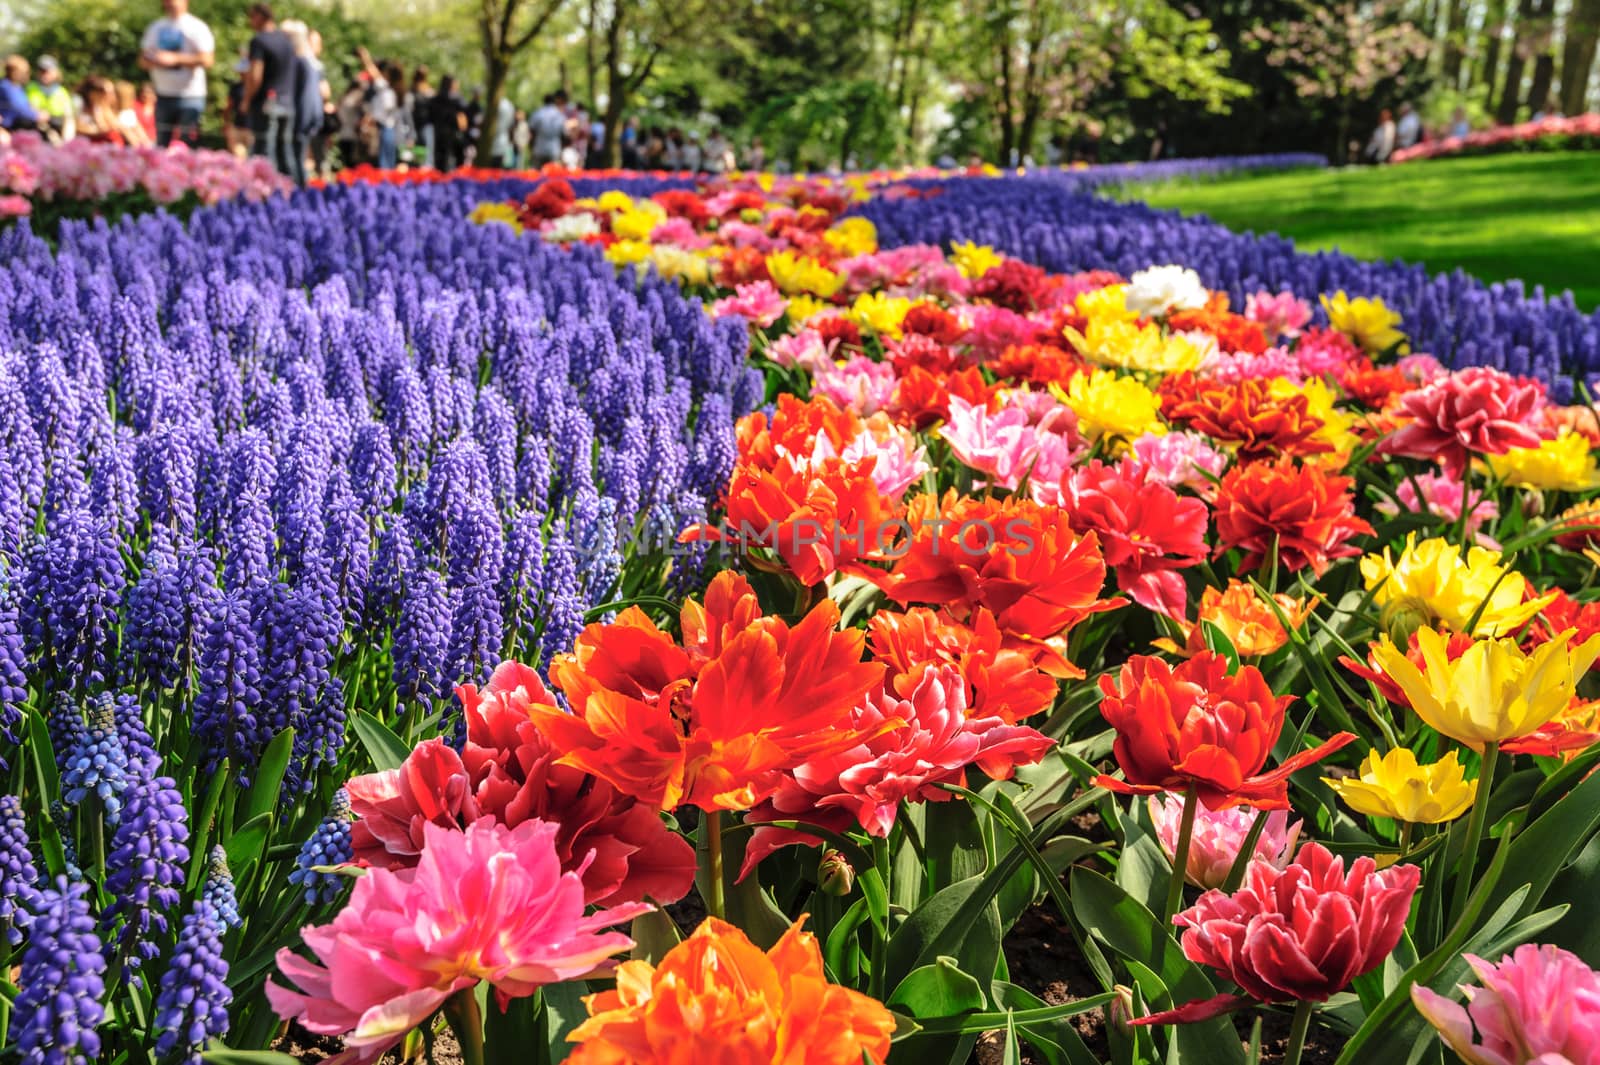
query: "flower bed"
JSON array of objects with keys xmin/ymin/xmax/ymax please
[
  {"xmin": 0, "ymin": 132, "xmax": 291, "ymax": 232},
  {"xmin": 2, "ymin": 169, "xmax": 1599, "ymax": 1065},
  {"xmin": 1392, "ymin": 112, "xmax": 1600, "ymax": 163}
]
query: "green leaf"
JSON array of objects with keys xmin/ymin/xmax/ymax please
[
  {"xmin": 1200, "ymin": 620, "xmax": 1240, "ymax": 671},
  {"xmin": 825, "ymin": 897, "xmax": 871, "ymax": 985},
  {"xmin": 1484, "ymin": 756, "xmax": 1600, "ymax": 920},
  {"xmin": 629, "ymin": 909, "xmax": 682, "ymax": 966},
  {"xmin": 484, "ymin": 992, "xmax": 546, "ymax": 1065},
  {"xmin": 1069, "ymin": 867, "xmax": 1213, "ymax": 1003},
  {"xmin": 186, "ymin": 759, "xmax": 231, "ymax": 892},
  {"xmin": 201, "ymin": 1049, "xmax": 301, "ymax": 1065},
  {"xmin": 990, "ymin": 982, "xmax": 1101, "ymax": 1065},
  {"xmin": 25, "ymin": 709, "xmax": 66, "ymax": 875},
  {"xmin": 224, "ymin": 811, "xmax": 273, "ymax": 882},
  {"xmin": 883, "ymin": 873, "xmax": 1003, "ymax": 993},
  {"xmin": 887, "ymin": 958, "xmax": 987, "ymax": 1019},
  {"xmin": 242, "ymin": 728, "xmax": 295, "ymax": 825},
  {"xmin": 350, "ymin": 710, "xmax": 412, "ymax": 772}
]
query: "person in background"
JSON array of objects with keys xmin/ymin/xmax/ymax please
[
  {"xmin": 586, "ymin": 109, "xmax": 604, "ymax": 168},
  {"xmin": 430, "ymin": 74, "xmax": 465, "ymax": 171},
  {"xmin": 463, "ymin": 86, "xmax": 482, "ymax": 162},
  {"xmin": 114, "ymin": 81, "xmax": 152, "ymax": 146},
  {"xmin": 75, "ymin": 76, "xmax": 124, "ymax": 144},
  {"xmin": 744, "ymin": 135, "xmax": 765, "ymax": 171},
  {"xmin": 661, "ymin": 127, "xmax": 683, "ymax": 169},
  {"xmin": 406, "ymin": 66, "xmax": 433, "ymax": 168},
  {"xmin": 135, "ymin": 83, "xmax": 158, "ymax": 142},
  {"xmin": 280, "ymin": 19, "xmax": 319, "ymax": 184},
  {"xmin": 703, "ymin": 126, "xmax": 730, "ymax": 174},
  {"xmin": 529, "ymin": 91, "xmax": 565, "ymax": 167},
  {"xmin": 0, "ymin": 56, "xmax": 47, "ymax": 135},
  {"xmin": 489, "ymin": 90, "xmax": 514, "ymax": 167},
  {"xmin": 1395, "ymin": 102, "xmax": 1421, "ymax": 149},
  {"xmin": 221, "ymin": 51, "xmax": 252, "ymax": 155},
  {"xmin": 511, "ymin": 108, "xmax": 530, "ymax": 169},
  {"xmin": 241, "ymin": 3, "xmax": 297, "ymax": 175},
  {"xmin": 681, "ymin": 132, "xmax": 703, "ymax": 172},
  {"xmin": 139, "ymin": 0, "xmax": 214, "ymax": 147},
  {"xmin": 620, "ymin": 115, "xmax": 640, "ymax": 167},
  {"xmin": 1449, "ymin": 106, "xmax": 1471, "ymax": 140},
  {"xmin": 26, "ymin": 56, "xmax": 75, "ymax": 143},
  {"xmin": 1531, "ymin": 96, "xmax": 1560, "ymax": 120},
  {"xmin": 304, "ymin": 30, "xmax": 334, "ymax": 178},
  {"xmin": 354, "ymin": 49, "xmax": 400, "ymax": 169},
  {"xmin": 1363, "ymin": 108, "xmax": 1396, "ymax": 163},
  {"xmin": 334, "ymin": 76, "xmax": 364, "ymax": 166}
]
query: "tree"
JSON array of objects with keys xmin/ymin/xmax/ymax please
[
  {"xmin": 1559, "ymin": 0, "xmax": 1600, "ymax": 114},
  {"xmin": 1480, "ymin": 0, "xmax": 1510, "ymax": 100},
  {"xmin": 476, "ymin": 0, "xmax": 568, "ymax": 161},
  {"xmin": 1495, "ymin": 0, "xmax": 1536, "ymax": 122},
  {"xmin": 1521, "ymin": 0, "xmax": 1559, "ymax": 115},
  {"xmin": 1250, "ymin": 0, "xmax": 1431, "ymax": 162}
]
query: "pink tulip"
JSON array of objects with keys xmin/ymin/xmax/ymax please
[
  {"xmin": 1149, "ymin": 793, "xmax": 1301, "ymax": 889},
  {"xmin": 710, "ymin": 280, "xmax": 787, "ymax": 329},
  {"xmin": 813, "ymin": 354, "xmax": 898, "ymax": 415},
  {"xmin": 1373, "ymin": 470, "xmax": 1500, "ymax": 547},
  {"xmin": 941, "ymin": 393, "xmax": 1081, "ymax": 498},
  {"xmin": 1129, "ymin": 430, "xmax": 1229, "ymax": 497},
  {"xmin": 1412, "ymin": 944, "xmax": 1600, "ymax": 1065},
  {"xmin": 741, "ymin": 664, "xmax": 1053, "ymax": 875},
  {"xmin": 1245, "ymin": 290, "xmax": 1312, "ymax": 341},
  {"xmin": 819, "ymin": 426, "xmax": 929, "ymax": 498},
  {"xmin": 1381, "ymin": 366, "xmax": 1548, "ymax": 476},
  {"xmin": 268, "ymin": 819, "xmax": 643, "ymax": 1065}
]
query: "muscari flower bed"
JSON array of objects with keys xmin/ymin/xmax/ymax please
[{"xmin": 1, "ymin": 159, "xmax": 1599, "ymax": 1065}]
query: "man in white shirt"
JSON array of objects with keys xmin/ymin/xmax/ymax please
[
  {"xmin": 530, "ymin": 90, "xmax": 566, "ymax": 167},
  {"xmin": 1396, "ymin": 103, "xmax": 1421, "ymax": 150},
  {"xmin": 139, "ymin": 0, "xmax": 215, "ymax": 147}
]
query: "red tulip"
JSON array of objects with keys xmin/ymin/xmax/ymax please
[
  {"xmin": 1380, "ymin": 366, "xmax": 1546, "ymax": 476},
  {"xmin": 1135, "ymin": 842, "xmax": 1421, "ymax": 1024},
  {"xmin": 1095, "ymin": 653, "xmax": 1354, "ymax": 810}
]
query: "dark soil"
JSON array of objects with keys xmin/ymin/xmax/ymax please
[{"xmin": 274, "ymin": 1018, "xmax": 463, "ymax": 1064}]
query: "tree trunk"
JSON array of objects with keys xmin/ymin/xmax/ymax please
[
  {"xmin": 1560, "ymin": 0, "xmax": 1600, "ymax": 113},
  {"xmin": 478, "ymin": 51, "xmax": 509, "ymax": 161},
  {"xmin": 1495, "ymin": 0, "xmax": 1537, "ymax": 123},
  {"xmin": 1441, "ymin": 0, "xmax": 1469, "ymax": 86},
  {"xmin": 584, "ymin": 0, "xmax": 599, "ymax": 107},
  {"xmin": 1522, "ymin": 0, "xmax": 1557, "ymax": 113},
  {"xmin": 1481, "ymin": 0, "xmax": 1508, "ymax": 94}
]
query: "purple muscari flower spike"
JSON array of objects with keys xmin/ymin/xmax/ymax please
[
  {"xmin": 287, "ymin": 788, "xmax": 353, "ymax": 906},
  {"xmin": 0, "ymin": 794, "xmax": 40, "ymax": 944},
  {"xmin": 135, "ymin": 425, "xmax": 199, "ymax": 534},
  {"xmin": 0, "ymin": 446, "xmax": 25, "ymax": 561},
  {"xmin": 0, "ymin": 584, "xmax": 26, "ymax": 766},
  {"xmin": 14, "ymin": 877, "xmax": 106, "ymax": 1065},
  {"xmin": 381, "ymin": 363, "xmax": 432, "ymax": 473},
  {"xmin": 151, "ymin": 897, "xmax": 232, "ymax": 1065},
  {"xmin": 473, "ymin": 386, "xmax": 519, "ymax": 507},
  {"xmin": 349, "ymin": 421, "xmax": 397, "ymax": 518},
  {"xmin": 517, "ymin": 432, "xmax": 552, "ymax": 513},
  {"xmin": 201, "ymin": 846, "xmax": 241, "ymax": 929},
  {"xmin": 112, "ymin": 692, "xmax": 158, "ymax": 773},
  {"xmin": 445, "ymin": 497, "xmax": 504, "ymax": 591},
  {"xmin": 86, "ymin": 424, "xmax": 139, "ymax": 543},
  {"xmin": 220, "ymin": 430, "xmax": 277, "ymax": 591},
  {"xmin": 192, "ymin": 592, "xmax": 264, "ymax": 779},
  {"xmin": 62, "ymin": 694, "xmax": 130, "ymax": 824},
  {"xmin": 393, "ymin": 566, "xmax": 452, "ymax": 702},
  {"xmin": 446, "ymin": 577, "xmax": 503, "ymax": 735},
  {"xmin": 299, "ymin": 675, "xmax": 347, "ymax": 781},
  {"xmin": 251, "ymin": 582, "xmax": 338, "ymax": 788},
  {"xmin": 320, "ymin": 470, "xmax": 370, "ymax": 630},
  {"xmin": 369, "ymin": 513, "xmax": 418, "ymax": 623},
  {"xmin": 103, "ymin": 756, "xmax": 190, "ymax": 978},
  {"xmin": 601, "ymin": 417, "xmax": 646, "ymax": 530},
  {"xmin": 48, "ymin": 801, "xmax": 81, "ymax": 880},
  {"xmin": 499, "ymin": 509, "xmax": 545, "ymax": 657},
  {"xmin": 688, "ymin": 394, "xmax": 738, "ymax": 501},
  {"xmin": 538, "ymin": 525, "xmax": 584, "ymax": 670},
  {"xmin": 20, "ymin": 507, "xmax": 124, "ymax": 694},
  {"xmin": 571, "ymin": 489, "xmax": 621, "ymax": 608},
  {"xmin": 123, "ymin": 526, "xmax": 188, "ymax": 693}
]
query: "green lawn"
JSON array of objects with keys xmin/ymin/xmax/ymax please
[{"xmin": 1126, "ymin": 152, "xmax": 1600, "ymax": 311}]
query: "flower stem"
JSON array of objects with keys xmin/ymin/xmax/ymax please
[
  {"xmin": 1282, "ymin": 999, "xmax": 1315, "ymax": 1065},
  {"xmin": 1161, "ymin": 786, "xmax": 1199, "ymax": 927},
  {"xmin": 1397, "ymin": 820, "xmax": 1414, "ymax": 858},
  {"xmin": 1451, "ymin": 741, "xmax": 1499, "ymax": 926},
  {"xmin": 706, "ymin": 808, "xmax": 726, "ymax": 921},
  {"xmin": 442, "ymin": 988, "xmax": 484, "ymax": 1065}
]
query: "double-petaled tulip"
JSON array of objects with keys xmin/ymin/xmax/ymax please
[
  {"xmin": 1213, "ymin": 459, "xmax": 1372, "ymax": 577},
  {"xmin": 1154, "ymin": 580, "xmax": 1315, "ymax": 659},
  {"xmin": 1135, "ymin": 842, "xmax": 1421, "ymax": 1024},
  {"xmin": 1361, "ymin": 535, "xmax": 1553, "ymax": 638},
  {"xmin": 1412, "ymin": 944, "xmax": 1600, "ymax": 1065},
  {"xmin": 1096, "ymin": 653, "xmax": 1355, "ymax": 810},
  {"xmin": 268, "ymin": 820, "xmax": 642, "ymax": 1065},
  {"xmin": 1380, "ymin": 366, "xmax": 1545, "ymax": 476},
  {"xmin": 528, "ymin": 571, "xmax": 884, "ymax": 812},
  {"xmin": 565, "ymin": 917, "xmax": 896, "ymax": 1064},
  {"xmin": 344, "ymin": 661, "xmax": 696, "ymax": 907},
  {"xmin": 867, "ymin": 607, "xmax": 1058, "ymax": 724},
  {"xmin": 1323, "ymin": 748, "xmax": 1477, "ymax": 825},
  {"xmin": 1148, "ymin": 794, "xmax": 1301, "ymax": 889},
  {"xmin": 1372, "ymin": 625, "xmax": 1600, "ymax": 749}
]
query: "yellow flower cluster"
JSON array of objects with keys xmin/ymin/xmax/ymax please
[
  {"xmin": 468, "ymin": 201, "xmax": 523, "ymax": 233},
  {"xmin": 1360, "ymin": 534, "xmax": 1553, "ymax": 638},
  {"xmin": 950, "ymin": 241, "xmax": 1003, "ymax": 280},
  {"xmin": 848, "ymin": 292, "xmax": 914, "ymax": 339},
  {"xmin": 823, "ymin": 217, "xmax": 878, "ymax": 258},
  {"xmin": 765, "ymin": 251, "xmax": 844, "ymax": 299},
  {"xmin": 1053, "ymin": 370, "xmax": 1165, "ymax": 443},
  {"xmin": 1325, "ymin": 748, "xmax": 1476, "ymax": 824},
  {"xmin": 1065, "ymin": 317, "xmax": 1206, "ymax": 375},
  {"xmin": 1483, "ymin": 429, "xmax": 1600, "ymax": 491},
  {"xmin": 1321, "ymin": 291, "xmax": 1406, "ymax": 353}
]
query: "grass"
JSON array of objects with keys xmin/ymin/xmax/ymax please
[{"xmin": 1124, "ymin": 152, "xmax": 1600, "ymax": 311}]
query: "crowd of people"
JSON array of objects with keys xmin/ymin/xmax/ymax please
[
  {"xmin": 1, "ymin": 0, "xmax": 767, "ymax": 185},
  {"xmin": 1360, "ymin": 97, "xmax": 1574, "ymax": 163}
]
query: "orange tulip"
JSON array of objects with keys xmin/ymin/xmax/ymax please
[
  {"xmin": 881, "ymin": 492, "xmax": 1122, "ymax": 678},
  {"xmin": 566, "ymin": 917, "xmax": 895, "ymax": 1065},
  {"xmin": 1155, "ymin": 581, "xmax": 1316, "ymax": 659},
  {"xmin": 867, "ymin": 606, "xmax": 1059, "ymax": 723},
  {"xmin": 531, "ymin": 571, "xmax": 885, "ymax": 812}
]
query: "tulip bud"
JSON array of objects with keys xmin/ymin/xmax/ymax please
[
  {"xmin": 1382, "ymin": 600, "xmax": 1428, "ymax": 646},
  {"xmin": 1522, "ymin": 488, "xmax": 1545, "ymax": 521},
  {"xmin": 818, "ymin": 849, "xmax": 855, "ymax": 896},
  {"xmin": 1108, "ymin": 985, "xmax": 1137, "ymax": 1035}
]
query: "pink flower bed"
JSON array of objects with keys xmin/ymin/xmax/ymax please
[
  {"xmin": 0, "ymin": 131, "xmax": 290, "ymax": 221},
  {"xmin": 1392, "ymin": 112, "xmax": 1600, "ymax": 163}
]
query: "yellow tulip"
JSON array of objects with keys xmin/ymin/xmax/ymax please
[
  {"xmin": 1073, "ymin": 284, "xmax": 1138, "ymax": 325},
  {"xmin": 1051, "ymin": 369, "xmax": 1165, "ymax": 444},
  {"xmin": 950, "ymin": 241, "xmax": 1003, "ymax": 280},
  {"xmin": 1323, "ymin": 748, "xmax": 1477, "ymax": 824},
  {"xmin": 1360, "ymin": 534, "xmax": 1555, "ymax": 637},
  {"xmin": 1321, "ymin": 291, "xmax": 1406, "ymax": 353},
  {"xmin": 764, "ymin": 251, "xmax": 844, "ymax": 299},
  {"xmin": 823, "ymin": 217, "xmax": 878, "ymax": 258},
  {"xmin": 468, "ymin": 202, "xmax": 523, "ymax": 234},
  {"xmin": 1064, "ymin": 317, "xmax": 1205, "ymax": 375},
  {"xmin": 849, "ymin": 292, "xmax": 913, "ymax": 339},
  {"xmin": 1483, "ymin": 430, "xmax": 1600, "ymax": 491},
  {"xmin": 1372, "ymin": 625, "xmax": 1600, "ymax": 749}
]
